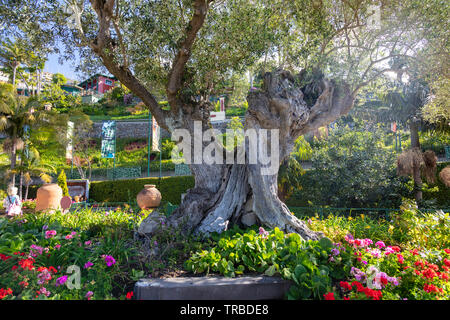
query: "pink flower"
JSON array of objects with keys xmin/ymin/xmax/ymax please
[
  {"xmin": 375, "ymin": 241, "xmax": 386, "ymax": 249},
  {"xmin": 65, "ymin": 234, "xmax": 73, "ymax": 240},
  {"xmin": 102, "ymin": 255, "xmax": 116, "ymax": 267},
  {"xmin": 45, "ymin": 230, "xmax": 57, "ymax": 239},
  {"xmin": 54, "ymin": 244, "xmax": 61, "ymax": 250},
  {"xmin": 84, "ymin": 261, "xmax": 93, "ymax": 269},
  {"xmin": 85, "ymin": 291, "xmax": 94, "ymax": 300},
  {"xmin": 258, "ymin": 227, "xmax": 269, "ymax": 239},
  {"xmin": 384, "ymin": 247, "xmax": 395, "ymax": 255},
  {"xmin": 37, "ymin": 287, "xmax": 51, "ymax": 297},
  {"xmin": 55, "ymin": 275, "xmax": 68, "ymax": 287}
]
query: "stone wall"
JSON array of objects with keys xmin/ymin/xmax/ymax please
[{"xmin": 81, "ymin": 119, "xmax": 232, "ymax": 140}]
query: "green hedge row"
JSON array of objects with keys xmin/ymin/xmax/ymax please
[
  {"xmin": 89, "ymin": 175, "xmax": 195, "ymax": 205},
  {"xmin": 284, "ymin": 162, "xmax": 450, "ymax": 208}
]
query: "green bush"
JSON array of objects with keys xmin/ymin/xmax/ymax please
[
  {"xmin": 286, "ymin": 126, "xmax": 409, "ymax": 209},
  {"xmin": 185, "ymin": 226, "xmax": 340, "ymax": 300},
  {"xmin": 57, "ymin": 170, "xmax": 70, "ymax": 197},
  {"xmin": 89, "ymin": 175, "xmax": 194, "ymax": 204}
]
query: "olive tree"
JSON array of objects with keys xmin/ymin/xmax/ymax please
[{"xmin": 3, "ymin": 0, "xmax": 447, "ymax": 239}]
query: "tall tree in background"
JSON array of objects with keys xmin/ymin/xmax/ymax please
[
  {"xmin": 0, "ymin": 83, "xmax": 41, "ymax": 185},
  {"xmin": 0, "ymin": 39, "xmax": 29, "ymax": 86}
]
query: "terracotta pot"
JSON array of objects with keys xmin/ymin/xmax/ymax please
[
  {"xmin": 35, "ymin": 183, "xmax": 63, "ymax": 212},
  {"xmin": 137, "ymin": 184, "xmax": 161, "ymax": 209}
]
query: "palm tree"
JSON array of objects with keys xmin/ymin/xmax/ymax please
[
  {"xmin": 15, "ymin": 152, "xmax": 55, "ymax": 200},
  {"xmin": 0, "ymin": 39, "xmax": 28, "ymax": 86},
  {"xmin": 383, "ymin": 77, "xmax": 429, "ymax": 201},
  {"xmin": 0, "ymin": 83, "xmax": 42, "ymax": 185}
]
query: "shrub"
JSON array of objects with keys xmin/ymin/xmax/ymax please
[
  {"xmin": 89, "ymin": 175, "xmax": 194, "ymax": 205},
  {"xmin": 185, "ymin": 226, "xmax": 339, "ymax": 300},
  {"xmin": 57, "ymin": 170, "xmax": 70, "ymax": 197},
  {"xmin": 286, "ymin": 126, "xmax": 409, "ymax": 209}
]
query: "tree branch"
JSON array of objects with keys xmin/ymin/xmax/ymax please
[
  {"xmin": 88, "ymin": 0, "xmax": 169, "ymax": 129},
  {"xmin": 166, "ymin": 0, "xmax": 212, "ymax": 114}
]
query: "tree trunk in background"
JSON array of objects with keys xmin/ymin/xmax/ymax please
[
  {"xmin": 10, "ymin": 144, "xmax": 16, "ymax": 186},
  {"xmin": 410, "ymin": 120, "xmax": 422, "ymax": 201},
  {"xmin": 19, "ymin": 173, "xmax": 23, "ymax": 200},
  {"xmin": 25, "ymin": 183, "xmax": 29, "ymax": 201},
  {"xmin": 12, "ymin": 66, "xmax": 17, "ymax": 86},
  {"xmin": 141, "ymin": 70, "xmax": 355, "ymax": 240}
]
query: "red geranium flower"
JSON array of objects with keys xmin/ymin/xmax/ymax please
[
  {"xmin": 444, "ymin": 258, "xmax": 450, "ymax": 267},
  {"xmin": 351, "ymin": 281, "xmax": 365, "ymax": 293},
  {"xmin": 18, "ymin": 258, "xmax": 35, "ymax": 271},
  {"xmin": 0, "ymin": 288, "xmax": 13, "ymax": 300},
  {"xmin": 0, "ymin": 253, "xmax": 12, "ymax": 261},
  {"xmin": 48, "ymin": 266, "xmax": 58, "ymax": 274},
  {"xmin": 323, "ymin": 292, "xmax": 335, "ymax": 300},
  {"xmin": 340, "ymin": 281, "xmax": 352, "ymax": 291},
  {"xmin": 126, "ymin": 291, "xmax": 134, "ymax": 300},
  {"xmin": 424, "ymin": 283, "xmax": 440, "ymax": 293}
]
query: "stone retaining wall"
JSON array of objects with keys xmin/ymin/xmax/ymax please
[{"xmin": 81, "ymin": 119, "xmax": 231, "ymax": 140}]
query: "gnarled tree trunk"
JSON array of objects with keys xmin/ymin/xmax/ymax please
[{"xmin": 141, "ymin": 70, "xmax": 355, "ymax": 240}]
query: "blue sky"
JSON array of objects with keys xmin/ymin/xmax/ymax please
[{"xmin": 44, "ymin": 52, "xmax": 81, "ymax": 81}]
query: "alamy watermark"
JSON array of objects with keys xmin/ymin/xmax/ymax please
[{"xmin": 170, "ymin": 121, "xmax": 280, "ymax": 175}]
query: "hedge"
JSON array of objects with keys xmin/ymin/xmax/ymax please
[
  {"xmin": 284, "ymin": 162, "xmax": 450, "ymax": 209},
  {"xmin": 89, "ymin": 175, "xmax": 194, "ymax": 205},
  {"xmin": 64, "ymin": 166, "xmax": 142, "ymax": 180}
]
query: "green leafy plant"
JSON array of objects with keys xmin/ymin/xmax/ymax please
[{"xmin": 57, "ymin": 170, "xmax": 69, "ymax": 197}]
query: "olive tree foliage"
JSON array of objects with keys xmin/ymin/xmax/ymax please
[{"xmin": 2, "ymin": 0, "xmax": 447, "ymax": 238}]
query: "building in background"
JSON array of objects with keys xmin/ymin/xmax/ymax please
[
  {"xmin": 78, "ymin": 73, "xmax": 117, "ymax": 95},
  {"xmin": 78, "ymin": 73, "xmax": 118, "ymax": 104},
  {"xmin": 0, "ymin": 71, "xmax": 9, "ymax": 83},
  {"xmin": 61, "ymin": 83, "xmax": 83, "ymax": 96}
]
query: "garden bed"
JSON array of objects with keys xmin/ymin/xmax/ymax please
[{"xmin": 0, "ymin": 203, "xmax": 449, "ymax": 300}]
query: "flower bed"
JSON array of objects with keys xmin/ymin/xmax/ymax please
[
  {"xmin": 186, "ymin": 204, "xmax": 450, "ymax": 300},
  {"xmin": 0, "ymin": 209, "xmax": 148, "ymax": 300},
  {"xmin": 1, "ymin": 202, "xmax": 449, "ymax": 300}
]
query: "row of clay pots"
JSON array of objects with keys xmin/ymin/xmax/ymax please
[{"xmin": 34, "ymin": 183, "xmax": 161, "ymax": 212}]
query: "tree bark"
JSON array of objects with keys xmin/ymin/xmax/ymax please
[
  {"xmin": 10, "ymin": 144, "xmax": 16, "ymax": 186},
  {"xmin": 410, "ymin": 120, "xmax": 422, "ymax": 201},
  {"xmin": 141, "ymin": 70, "xmax": 355, "ymax": 240},
  {"xmin": 25, "ymin": 182, "xmax": 29, "ymax": 201},
  {"xmin": 12, "ymin": 65, "xmax": 17, "ymax": 86}
]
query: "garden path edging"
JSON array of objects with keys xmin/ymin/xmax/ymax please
[{"xmin": 134, "ymin": 276, "xmax": 293, "ymax": 300}]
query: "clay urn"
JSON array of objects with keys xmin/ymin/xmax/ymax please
[
  {"xmin": 35, "ymin": 183, "xmax": 63, "ymax": 212},
  {"xmin": 137, "ymin": 184, "xmax": 161, "ymax": 209}
]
